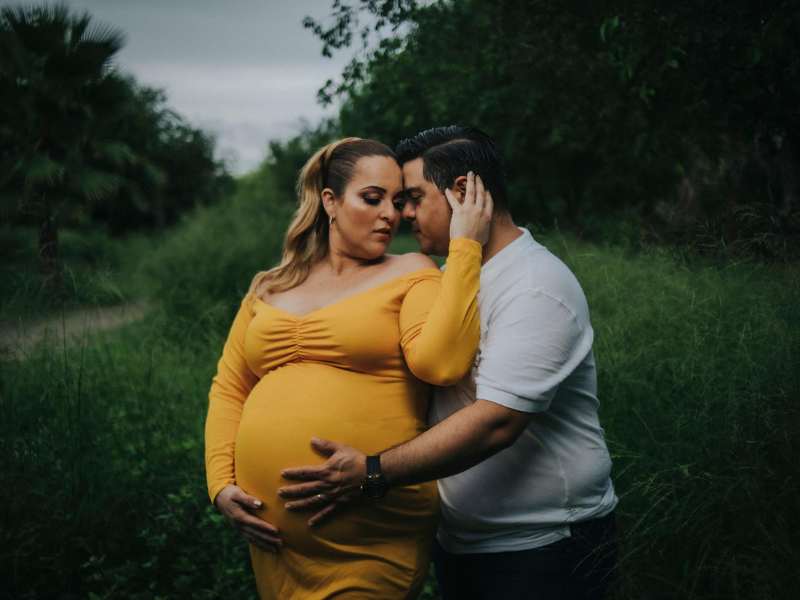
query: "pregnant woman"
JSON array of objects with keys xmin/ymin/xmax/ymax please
[{"xmin": 205, "ymin": 137, "xmax": 492, "ymax": 599}]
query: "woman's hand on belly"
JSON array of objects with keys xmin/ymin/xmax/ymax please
[{"xmin": 215, "ymin": 484, "xmax": 282, "ymax": 553}]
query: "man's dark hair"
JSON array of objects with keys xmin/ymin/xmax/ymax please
[{"xmin": 396, "ymin": 126, "xmax": 508, "ymax": 209}]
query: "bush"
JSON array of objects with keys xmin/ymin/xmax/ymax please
[{"xmin": 140, "ymin": 175, "xmax": 293, "ymax": 329}]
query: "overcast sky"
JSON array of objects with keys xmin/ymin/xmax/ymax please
[{"xmin": 24, "ymin": 0, "xmax": 356, "ymax": 173}]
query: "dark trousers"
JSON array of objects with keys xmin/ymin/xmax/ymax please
[{"xmin": 432, "ymin": 511, "xmax": 618, "ymax": 600}]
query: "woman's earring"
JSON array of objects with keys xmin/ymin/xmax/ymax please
[{"xmin": 329, "ymin": 215, "xmax": 336, "ymax": 226}]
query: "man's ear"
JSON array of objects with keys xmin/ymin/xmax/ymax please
[{"xmin": 451, "ymin": 175, "xmax": 468, "ymax": 203}]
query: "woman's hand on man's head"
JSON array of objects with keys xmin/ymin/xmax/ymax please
[{"xmin": 447, "ymin": 171, "xmax": 493, "ymax": 246}]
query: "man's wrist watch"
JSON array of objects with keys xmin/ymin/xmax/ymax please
[{"xmin": 360, "ymin": 455, "xmax": 389, "ymax": 499}]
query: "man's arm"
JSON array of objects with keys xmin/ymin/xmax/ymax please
[
  {"xmin": 382, "ymin": 399, "xmax": 532, "ymax": 486},
  {"xmin": 278, "ymin": 399, "xmax": 533, "ymax": 525}
]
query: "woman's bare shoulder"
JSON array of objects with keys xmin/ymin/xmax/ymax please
[{"xmin": 385, "ymin": 252, "xmax": 438, "ymax": 276}]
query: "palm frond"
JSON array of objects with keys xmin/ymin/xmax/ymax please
[
  {"xmin": 72, "ymin": 167, "xmax": 123, "ymax": 202},
  {"xmin": 93, "ymin": 140, "xmax": 136, "ymax": 168},
  {"xmin": 140, "ymin": 160, "xmax": 168, "ymax": 188},
  {"xmin": 82, "ymin": 22, "xmax": 125, "ymax": 54},
  {"xmin": 24, "ymin": 153, "xmax": 65, "ymax": 187},
  {"xmin": 2, "ymin": 3, "xmax": 124, "ymax": 76},
  {"xmin": 67, "ymin": 11, "xmax": 91, "ymax": 46}
]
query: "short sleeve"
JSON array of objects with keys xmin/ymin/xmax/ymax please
[
  {"xmin": 204, "ymin": 292, "xmax": 261, "ymax": 504},
  {"xmin": 399, "ymin": 238, "xmax": 482, "ymax": 386},
  {"xmin": 475, "ymin": 290, "xmax": 594, "ymax": 413}
]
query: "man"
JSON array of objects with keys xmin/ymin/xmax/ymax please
[{"xmin": 280, "ymin": 126, "xmax": 618, "ymax": 599}]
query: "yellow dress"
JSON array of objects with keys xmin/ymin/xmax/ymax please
[{"xmin": 205, "ymin": 239, "xmax": 481, "ymax": 599}]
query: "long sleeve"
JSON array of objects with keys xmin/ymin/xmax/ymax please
[
  {"xmin": 399, "ymin": 238, "xmax": 482, "ymax": 386},
  {"xmin": 204, "ymin": 293, "xmax": 260, "ymax": 504}
]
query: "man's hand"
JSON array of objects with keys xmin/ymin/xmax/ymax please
[
  {"xmin": 447, "ymin": 171, "xmax": 493, "ymax": 245},
  {"xmin": 279, "ymin": 437, "xmax": 367, "ymax": 527},
  {"xmin": 214, "ymin": 484, "xmax": 282, "ymax": 553}
]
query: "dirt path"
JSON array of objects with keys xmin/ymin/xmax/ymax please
[{"xmin": 0, "ymin": 301, "xmax": 150, "ymax": 360}]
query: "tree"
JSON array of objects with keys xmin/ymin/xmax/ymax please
[
  {"xmin": 305, "ymin": 1, "xmax": 677, "ymax": 225},
  {"xmin": 0, "ymin": 3, "xmax": 130, "ymax": 289},
  {"xmin": 304, "ymin": 0, "xmax": 800, "ymax": 256},
  {"xmin": 88, "ymin": 80, "xmax": 232, "ymax": 234}
]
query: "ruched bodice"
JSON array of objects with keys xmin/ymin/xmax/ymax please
[
  {"xmin": 204, "ymin": 239, "xmax": 482, "ymax": 599},
  {"xmin": 245, "ymin": 271, "xmax": 438, "ymax": 378}
]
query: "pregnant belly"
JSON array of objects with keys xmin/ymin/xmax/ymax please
[{"xmin": 234, "ymin": 362, "xmax": 438, "ymax": 558}]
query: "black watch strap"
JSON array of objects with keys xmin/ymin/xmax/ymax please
[
  {"xmin": 362, "ymin": 455, "xmax": 388, "ymax": 499},
  {"xmin": 366, "ymin": 455, "xmax": 381, "ymax": 477}
]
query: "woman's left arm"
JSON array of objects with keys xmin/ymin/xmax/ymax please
[
  {"xmin": 205, "ymin": 292, "xmax": 260, "ymax": 505},
  {"xmin": 399, "ymin": 238, "xmax": 482, "ymax": 385},
  {"xmin": 399, "ymin": 171, "xmax": 491, "ymax": 385}
]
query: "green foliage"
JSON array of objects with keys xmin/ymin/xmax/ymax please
[
  {"xmin": 302, "ymin": 0, "xmax": 800, "ymax": 259},
  {"xmin": 0, "ymin": 3, "xmax": 127, "ymax": 200},
  {"xmin": 542, "ymin": 232, "xmax": 800, "ymax": 598},
  {"xmin": 257, "ymin": 118, "xmax": 341, "ymax": 204},
  {"xmin": 139, "ymin": 171, "xmax": 293, "ymax": 327},
  {"xmin": 1, "ymin": 170, "xmax": 296, "ymax": 599},
  {"xmin": 2, "ymin": 160, "xmax": 798, "ymax": 597},
  {"xmin": 0, "ymin": 2, "xmax": 232, "ymax": 290},
  {"xmin": 0, "ymin": 2, "xmax": 129, "ymax": 283},
  {"xmin": 0, "ymin": 224, "xmax": 145, "ymax": 319},
  {"xmin": 0, "ymin": 312, "xmax": 258, "ymax": 599},
  {"xmin": 82, "ymin": 79, "xmax": 233, "ymax": 234}
]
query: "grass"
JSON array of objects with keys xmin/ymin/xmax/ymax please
[
  {"xmin": 544, "ymin": 232, "xmax": 800, "ymax": 598},
  {"xmin": 2, "ymin": 178, "xmax": 798, "ymax": 599},
  {"xmin": 0, "ymin": 223, "xmax": 155, "ymax": 325}
]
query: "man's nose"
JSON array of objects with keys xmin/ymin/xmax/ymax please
[{"xmin": 402, "ymin": 201, "xmax": 415, "ymax": 221}]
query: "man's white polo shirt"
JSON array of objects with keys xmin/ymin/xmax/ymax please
[{"xmin": 430, "ymin": 227, "xmax": 617, "ymax": 554}]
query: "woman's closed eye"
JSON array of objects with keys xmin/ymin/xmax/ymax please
[{"xmin": 363, "ymin": 194, "xmax": 403, "ymax": 212}]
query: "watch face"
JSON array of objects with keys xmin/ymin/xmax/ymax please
[{"xmin": 362, "ymin": 474, "xmax": 388, "ymax": 499}]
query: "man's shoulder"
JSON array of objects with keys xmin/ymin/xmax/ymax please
[
  {"xmin": 492, "ymin": 241, "xmax": 581, "ymax": 292},
  {"xmin": 485, "ymin": 243, "xmax": 589, "ymax": 321}
]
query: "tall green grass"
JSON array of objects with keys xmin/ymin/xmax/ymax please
[
  {"xmin": 543, "ymin": 234, "xmax": 800, "ymax": 598},
  {"xmin": 0, "ymin": 224, "xmax": 153, "ymax": 323},
  {"xmin": 139, "ymin": 170, "xmax": 292, "ymax": 326},
  {"xmin": 2, "ymin": 178, "xmax": 798, "ymax": 598}
]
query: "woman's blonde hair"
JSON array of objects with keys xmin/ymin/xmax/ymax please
[{"xmin": 250, "ymin": 137, "xmax": 397, "ymax": 297}]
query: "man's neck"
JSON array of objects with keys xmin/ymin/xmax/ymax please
[{"xmin": 481, "ymin": 212, "xmax": 523, "ymax": 265}]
